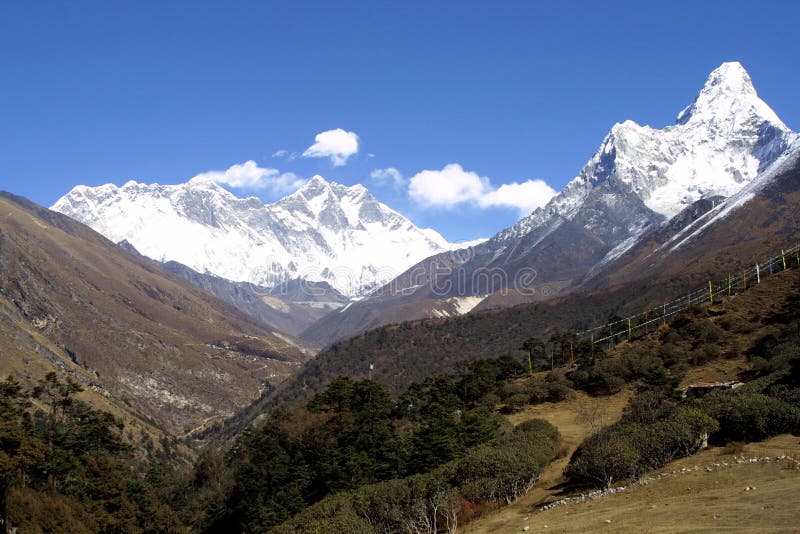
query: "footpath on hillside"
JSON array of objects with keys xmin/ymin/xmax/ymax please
[
  {"xmin": 461, "ymin": 266, "xmax": 800, "ymax": 533},
  {"xmin": 461, "ymin": 390, "xmax": 633, "ymax": 533}
]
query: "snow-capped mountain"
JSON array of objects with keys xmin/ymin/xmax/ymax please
[
  {"xmin": 497, "ymin": 61, "xmax": 793, "ymax": 244},
  {"xmin": 52, "ymin": 175, "xmax": 456, "ymax": 296},
  {"xmin": 454, "ymin": 61, "xmax": 793, "ymax": 285},
  {"xmin": 303, "ymin": 62, "xmax": 798, "ymax": 346}
]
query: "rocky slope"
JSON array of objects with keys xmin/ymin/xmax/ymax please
[{"xmin": 160, "ymin": 260, "xmax": 345, "ymax": 339}]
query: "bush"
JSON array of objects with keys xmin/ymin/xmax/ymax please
[
  {"xmin": 565, "ymin": 430, "xmax": 640, "ymax": 489},
  {"xmin": 501, "ymin": 392, "xmax": 529, "ymax": 413},
  {"xmin": 661, "ymin": 328, "xmax": 682, "ymax": 345},
  {"xmin": 271, "ymin": 492, "xmax": 372, "ymax": 534},
  {"xmin": 546, "ymin": 382, "xmax": 572, "ymax": 402},
  {"xmin": 528, "ymin": 386, "xmax": 549, "ymax": 405},
  {"xmin": 695, "ymin": 392, "xmax": 800, "ymax": 444},
  {"xmin": 621, "ymin": 390, "xmax": 676, "ymax": 425},
  {"xmin": 566, "ymin": 406, "xmax": 718, "ymax": 489},
  {"xmin": 719, "ymin": 315, "xmax": 754, "ymax": 334},
  {"xmin": 6, "ymin": 487, "xmax": 99, "ymax": 534},
  {"xmin": 568, "ymin": 365, "xmax": 626, "ymax": 396},
  {"xmin": 453, "ymin": 422, "xmax": 560, "ymax": 504},
  {"xmin": 769, "ymin": 385, "xmax": 800, "ymax": 409},
  {"xmin": 672, "ymin": 316, "xmax": 723, "ymax": 346},
  {"xmin": 690, "ymin": 345, "xmax": 720, "ymax": 366},
  {"xmin": 527, "ymin": 382, "xmax": 572, "ymax": 405},
  {"xmin": 513, "ymin": 418, "xmax": 561, "ymax": 442},
  {"xmin": 658, "ymin": 342, "xmax": 683, "ymax": 367}
]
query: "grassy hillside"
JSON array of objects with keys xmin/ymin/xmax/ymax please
[{"xmin": 464, "ymin": 266, "xmax": 800, "ymax": 531}]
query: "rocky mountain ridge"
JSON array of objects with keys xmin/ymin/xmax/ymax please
[{"xmin": 52, "ymin": 175, "xmax": 458, "ymax": 297}]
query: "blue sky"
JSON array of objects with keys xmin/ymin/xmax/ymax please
[{"xmin": 1, "ymin": 1, "xmax": 798, "ymax": 241}]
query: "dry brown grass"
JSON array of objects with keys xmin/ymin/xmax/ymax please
[
  {"xmin": 462, "ymin": 392, "xmax": 800, "ymax": 534},
  {"xmin": 513, "ymin": 435, "xmax": 800, "ymax": 533},
  {"xmin": 462, "ymin": 389, "xmax": 633, "ymax": 533}
]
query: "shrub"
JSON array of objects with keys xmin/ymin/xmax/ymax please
[
  {"xmin": 454, "ymin": 422, "xmax": 559, "ymax": 504},
  {"xmin": 677, "ymin": 318, "xmax": 723, "ymax": 346},
  {"xmin": 501, "ymin": 393, "xmax": 529, "ymax": 413},
  {"xmin": 6, "ymin": 487, "xmax": 99, "ymax": 534},
  {"xmin": 513, "ymin": 419, "xmax": 561, "ymax": 442},
  {"xmin": 661, "ymin": 328, "xmax": 682, "ymax": 345},
  {"xmin": 769, "ymin": 385, "xmax": 800, "ymax": 409},
  {"xmin": 695, "ymin": 392, "xmax": 800, "ymax": 444},
  {"xmin": 271, "ymin": 493, "xmax": 372, "ymax": 534},
  {"xmin": 527, "ymin": 382, "xmax": 572, "ymax": 405},
  {"xmin": 719, "ymin": 315, "xmax": 753, "ymax": 334},
  {"xmin": 690, "ymin": 345, "xmax": 720, "ymax": 366},
  {"xmin": 476, "ymin": 392, "xmax": 501, "ymax": 411},
  {"xmin": 565, "ymin": 430, "xmax": 640, "ymax": 489},
  {"xmin": 621, "ymin": 390, "xmax": 676, "ymax": 425},
  {"xmin": 568, "ymin": 365, "xmax": 626, "ymax": 396},
  {"xmin": 528, "ymin": 386, "xmax": 549, "ymax": 405},
  {"xmin": 546, "ymin": 382, "xmax": 572, "ymax": 402},
  {"xmin": 566, "ymin": 406, "xmax": 718, "ymax": 489},
  {"xmin": 659, "ymin": 342, "xmax": 683, "ymax": 367}
]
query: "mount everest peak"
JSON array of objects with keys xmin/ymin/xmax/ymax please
[{"xmin": 52, "ymin": 174, "xmax": 452, "ymax": 297}]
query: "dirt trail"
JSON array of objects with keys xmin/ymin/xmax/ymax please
[
  {"xmin": 461, "ymin": 390, "xmax": 633, "ymax": 533},
  {"xmin": 462, "ymin": 394, "xmax": 800, "ymax": 533}
]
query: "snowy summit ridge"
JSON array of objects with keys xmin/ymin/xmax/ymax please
[
  {"xmin": 495, "ymin": 61, "xmax": 794, "ymax": 245},
  {"xmin": 52, "ymin": 175, "xmax": 453, "ymax": 296}
]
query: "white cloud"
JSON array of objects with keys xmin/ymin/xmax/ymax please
[
  {"xmin": 272, "ymin": 149, "xmax": 289, "ymax": 158},
  {"xmin": 265, "ymin": 172, "xmax": 307, "ymax": 195},
  {"xmin": 302, "ymin": 128, "xmax": 359, "ymax": 166},
  {"xmin": 478, "ymin": 180, "xmax": 557, "ymax": 214},
  {"xmin": 408, "ymin": 163, "xmax": 556, "ymax": 215},
  {"xmin": 191, "ymin": 160, "xmax": 306, "ymax": 195},
  {"xmin": 409, "ymin": 164, "xmax": 490, "ymax": 208},
  {"xmin": 370, "ymin": 167, "xmax": 406, "ymax": 189}
]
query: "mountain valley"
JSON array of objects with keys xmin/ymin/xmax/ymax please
[
  {"xmin": 0, "ymin": 192, "xmax": 311, "ymax": 438},
  {"xmin": 3, "ymin": 60, "xmax": 800, "ymax": 533}
]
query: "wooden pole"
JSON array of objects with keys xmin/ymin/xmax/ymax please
[{"xmin": 527, "ymin": 350, "xmax": 533, "ymax": 377}]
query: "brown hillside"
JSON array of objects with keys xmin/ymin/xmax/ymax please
[{"xmin": 0, "ymin": 192, "xmax": 310, "ymax": 437}]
